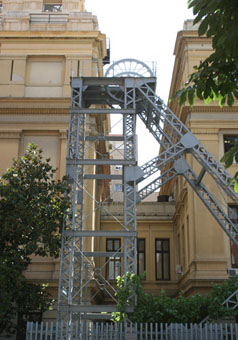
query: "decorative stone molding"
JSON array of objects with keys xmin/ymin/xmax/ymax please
[
  {"xmin": 0, "ymin": 130, "xmax": 21, "ymax": 138},
  {"xmin": 182, "ymin": 105, "xmax": 238, "ymax": 115},
  {"xmin": 59, "ymin": 130, "xmax": 67, "ymax": 139},
  {"xmin": 0, "ymin": 108, "xmax": 69, "ymax": 115},
  {"xmin": 190, "ymin": 128, "xmax": 219, "ymax": 135}
]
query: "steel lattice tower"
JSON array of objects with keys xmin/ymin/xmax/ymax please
[{"xmin": 57, "ymin": 60, "xmax": 238, "ymax": 339}]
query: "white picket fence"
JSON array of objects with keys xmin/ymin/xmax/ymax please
[{"xmin": 26, "ymin": 321, "xmax": 238, "ymax": 339}]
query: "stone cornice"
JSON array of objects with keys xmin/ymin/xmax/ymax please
[
  {"xmin": 0, "ymin": 31, "xmax": 104, "ymax": 40},
  {"xmin": 189, "ymin": 128, "xmax": 219, "ymax": 135},
  {"xmin": 174, "ymin": 31, "xmax": 211, "ymax": 56},
  {"xmin": 182, "ymin": 105, "xmax": 238, "ymax": 114},
  {"xmin": 0, "ymin": 97, "xmax": 70, "ymax": 114},
  {"xmin": 0, "ymin": 108, "xmax": 69, "ymax": 115},
  {"xmin": 0, "ymin": 97, "xmax": 70, "ymax": 104},
  {"xmin": 179, "ymin": 105, "xmax": 238, "ymax": 124},
  {"xmin": 0, "ymin": 131, "xmax": 21, "ymax": 138}
]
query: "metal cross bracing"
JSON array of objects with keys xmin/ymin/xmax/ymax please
[
  {"xmin": 200, "ymin": 287, "xmax": 238, "ymax": 324},
  {"xmin": 123, "ymin": 83, "xmax": 137, "ymax": 290},
  {"xmin": 134, "ymin": 81, "xmax": 238, "ymax": 240},
  {"xmin": 136, "ymin": 81, "xmax": 238, "ymax": 202},
  {"xmin": 57, "ymin": 77, "xmax": 143, "ymax": 338},
  {"xmin": 58, "ymin": 73, "xmax": 238, "ymax": 338},
  {"xmin": 223, "ymin": 289, "xmax": 238, "ymax": 310},
  {"xmin": 136, "ymin": 156, "xmax": 238, "ymax": 245},
  {"xmin": 57, "ymin": 80, "xmax": 86, "ymax": 338}
]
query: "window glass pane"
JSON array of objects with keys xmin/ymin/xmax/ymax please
[
  {"xmin": 107, "ymin": 240, "xmax": 113, "ymax": 251},
  {"xmin": 231, "ymin": 236, "xmax": 238, "ymax": 267},
  {"xmin": 156, "ymin": 240, "xmax": 162, "ymax": 251},
  {"xmin": 114, "ymin": 184, "xmax": 122, "ymax": 192},
  {"xmin": 229, "ymin": 205, "xmax": 238, "ymax": 224},
  {"xmin": 115, "ymin": 261, "xmax": 120, "ymax": 278},
  {"xmin": 114, "ymin": 240, "xmax": 120, "ymax": 251},
  {"xmin": 156, "ymin": 253, "xmax": 162, "ymax": 279},
  {"xmin": 138, "ymin": 239, "xmax": 145, "ymax": 252},
  {"xmin": 163, "ymin": 253, "xmax": 170, "ymax": 280},
  {"xmin": 228, "ymin": 206, "xmax": 238, "ymax": 267},
  {"xmin": 106, "ymin": 239, "xmax": 121, "ymax": 279},
  {"xmin": 163, "ymin": 240, "xmax": 169, "ymax": 252},
  {"xmin": 108, "ymin": 261, "xmax": 114, "ymax": 280},
  {"xmin": 155, "ymin": 239, "xmax": 170, "ymax": 280},
  {"xmin": 138, "ymin": 253, "xmax": 145, "ymax": 275},
  {"xmin": 43, "ymin": 4, "xmax": 62, "ymax": 12}
]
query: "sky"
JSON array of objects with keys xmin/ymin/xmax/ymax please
[{"xmin": 86, "ymin": 0, "xmax": 194, "ymax": 166}]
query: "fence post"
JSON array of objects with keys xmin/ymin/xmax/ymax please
[
  {"xmin": 25, "ymin": 321, "xmax": 238, "ymax": 340},
  {"xmin": 34, "ymin": 322, "xmax": 38, "ymax": 340}
]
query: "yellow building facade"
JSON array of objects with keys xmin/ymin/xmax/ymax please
[
  {"xmin": 0, "ymin": 0, "xmax": 108, "ymax": 323},
  {"xmin": 161, "ymin": 19, "xmax": 238, "ymax": 295}
]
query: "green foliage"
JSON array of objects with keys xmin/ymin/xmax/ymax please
[
  {"xmin": 0, "ymin": 144, "xmax": 70, "ymax": 335},
  {"xmin": 208, "ymin": 276, "xmax": 238, "ymax": 319},
  {"xmin": 220, "ymin": 142, "xmax": 238, "ymax": 192},
  {"xmin": 172, "ymin": 0, "xmax": 238, "ymax": 192},
  {"xmin": 114, "ymin": 273, "xmax": 238, "ymax": 324},
  {"xmin": 173, "ymin": 0, "xmax": 238, "ymax": 107}
]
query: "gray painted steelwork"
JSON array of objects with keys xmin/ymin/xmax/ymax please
[
  {"xmin": 84, "ymin": 174, "xmax": 122, "ymax": 180},
  {"xmin": 65, "ymin": 231, "xmax": 137, "ymax": 237},
  {"xmin": 76, "ymin": 108, "xmax": 135, "ymax": 114},
  {"xmin": 66, "ymin": 158, "xmax": 136, "ymax": 165},
  {"xmin": 78, "ymin": 252, "xmax": 124, "ymax": 257},
  {"xmin": 57, "ymin": 61, "xmax": 238, "ymax": 337},
  {"xmin": 105, "ymin": 58, "xmax": 155, "ymax": 78},
  {"xmin": 57, "ymin": 76, "xmax": 144, "ymax": 337},
  {"xmin": 201, "ymin": 288, "xmax": 238, "ymax": 324},
  {"xmin": 85, "ymin": 135, "xmax": 124, "ymax": 142},
  {"xmin": 27, "ymin": 321, "xmax": 238, "ymax": 339}
]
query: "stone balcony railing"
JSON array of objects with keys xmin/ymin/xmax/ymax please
[
  {"xmin": 30, "ymin": 13, "xmax": 68, "ymax": 24},
  {"xmin": 101, "ymin": 201, "xmax": 176, "ymax": 221},
  {"xmin": 0, "ymin": 11, "xmax": 99, "ymax": 31}
]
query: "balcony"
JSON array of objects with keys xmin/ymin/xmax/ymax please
[{"xmin": 30, "ymin": 13, "xmax": 68, "ymax": 24}]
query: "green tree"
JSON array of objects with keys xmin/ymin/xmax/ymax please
[
  {"xmin": 174, "ymin": 0, "xmax": 238, "ymax": 107},
  {"xmin": 113, "ymin": 273, "xmax": 238, "ymax": 324},
  {"xmin": 0, "ymin": 144, "xmax": 70, "ymax": 335}
]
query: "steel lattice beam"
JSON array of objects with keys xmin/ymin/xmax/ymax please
[{"xmin": 137, "ymin": 82, "xmax": 238, "ymax": 202}]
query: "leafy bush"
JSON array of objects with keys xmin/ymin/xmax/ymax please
[{"xmin": 113, "ymin": 273, "xmax": 238, "ymax": 323}]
